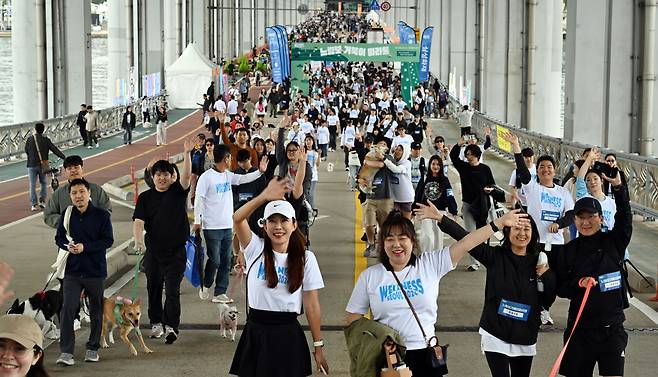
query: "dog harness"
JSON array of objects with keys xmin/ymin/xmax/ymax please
[{"xmin": 113, "ymin": 297, "xmax": 142, "ymax": 336}]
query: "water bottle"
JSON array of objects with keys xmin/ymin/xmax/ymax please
[{"xmin": 537, "ymin": 251, "xmax": 548, "ymax": 292}]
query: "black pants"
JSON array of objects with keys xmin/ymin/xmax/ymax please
[
  {"xmin": 60, "ymin": 277, "xmax": 104, "ymax": 354},
  {"xmin": 145, "ymin": 251, "xmax": 186, "ymax": 331},
  {"xmin": 143, "ymin": 111, "xmax": 150, "ymax": 123},
  {"xmin": 329, "ymin": 126, "xmax": 337, "ymax": 150},
  {"xmin": 79, "ymin": 126, "xmax": 88, "ymax": 146},
  {"xmin": 123, "ymin": 127, "xmax": 132, "ymax": 144},
  {"xmin": 269, "ymin": 102, "xmax": 277, "ymax": 117},
  {"xmin": 485, "ymin": 351, "xmax": 533, "ymax": 377}
]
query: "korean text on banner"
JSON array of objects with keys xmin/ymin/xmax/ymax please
[
  {"xmin": 419, "ymin": 27, "xmax": 434, "ymax": 82},
  {"xmin": 266, "ymin": 27, "xmax": 283, "ymax": 84}
]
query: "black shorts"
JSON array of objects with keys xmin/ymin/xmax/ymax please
[{"xmin": 559, "ymin": 324, "xmax": 627, "ymax": 376}]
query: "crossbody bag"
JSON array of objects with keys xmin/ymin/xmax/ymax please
[{"xmin": 390, "ymin": 271, "xmax": 449, "ymax": 375}]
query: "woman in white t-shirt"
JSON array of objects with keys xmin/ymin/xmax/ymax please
[
  {"xmin": 575, "ymin": 147, "xmax": 617, "ymax": 232},
  {"xmin": 230, "ymin": 179, "xmax": 328, "ymax": 376},
  {"xmin": 304, "ymin": 135, "xmax": 321, "ymax": 209},
  {"xmin": 345, "ymin": 209, "xmax": 528, "ymax": 377}
]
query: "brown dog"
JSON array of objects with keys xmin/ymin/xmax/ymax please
[{"xmin": 100, "ymin": 297, "xmax": 153, "ymax": 356}]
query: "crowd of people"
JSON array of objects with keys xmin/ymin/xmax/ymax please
[{"xmin": 1, "ymin": 12, "xmax": 641, "ymax": 377}]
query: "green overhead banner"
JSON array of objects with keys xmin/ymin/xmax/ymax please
[
  {"xmin": 290, "ymin": 43, "xmax": 421, "ymax": 97},
  {"xmin": 291, "ymin": 43, "xmax": 421, "ymax": 62}
]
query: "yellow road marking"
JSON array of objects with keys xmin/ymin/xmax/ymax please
[
  {"xmin": 0, "ymin": 112, "xmax": 199, "ymax": 203},
  {"xmin": 354, "ymin": 192, "xmax": 367, "ymax": 284}
]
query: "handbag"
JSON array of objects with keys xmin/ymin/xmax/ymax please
[
  {"xmin": 184, "ymin": 234, "xmax": 205, "ymax": 287},
  {"xmin": 50, "ymin": 206, "xmax": 74, "ymax": 281},
  {"xmin": 33, "ymin": 134, "xmax": 50, "ymax": 173},
  {"xmin": 390, "ymin": 271, "xmax": 449, "ymax": 375}
]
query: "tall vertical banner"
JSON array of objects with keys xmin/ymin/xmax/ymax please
[
  {"xmin": 398, "ymin": 21, "xmax": 419, "ymax": 104},
  {"xmin": 274, "ymin": 25, "xmax": 291, "ymax": 79},
  {"xmin": 266, "ymin": 27, "xmax": 283, "ymax": 84},
  {"xmin": 419, "ymin": 27, "xmax": 433, "ymax": 82}
]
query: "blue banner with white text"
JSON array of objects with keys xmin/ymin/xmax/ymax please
[
  {"xmin": 266, "ymin": 27, "xmax": 283, "ymax": 84},
  {"xmin": 419, "ymin": 27, "xmax": 434, "ymax": 82},
  {"xmin": 275, "ymin": 25, "xmax": 291, "ymax": 79}
]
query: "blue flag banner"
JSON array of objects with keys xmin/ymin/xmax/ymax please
[
  {"xmin": 275, "ymin": 25, "xmax": 290, "ymax": 79},
  {"xmin": 266, "ymin": 27, "xmax": 283, "ymax": 84},
  {"xmin": 398, "ymin": 21, "xmax": 416, "ymax": 44},
  {"xmin": 419, "ymin": 27, "xmax": 434, "ymax": 82}
]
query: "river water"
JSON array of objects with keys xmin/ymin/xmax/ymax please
[{"xmin": 0, "ymin": 37, "xmax": 108, "ymax": 126}]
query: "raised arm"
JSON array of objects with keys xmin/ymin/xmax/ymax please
[
  {"xmin": 606, "ymin": 172, "xmax": 632, "ymax": 253},
  {"xmin": 448, "ymin": 210, "xmax": 529, "ymax": 266},
  {"xmin": 507, "ymin": 133, "xmax": 531, "ymax": 184},
  {"xmin": 180, "ymin": 137, "xmax": 194, "ymax": 190},
  {"xmin": 233, "ymin": 178, "xmax": 289, "ymax": 249}
]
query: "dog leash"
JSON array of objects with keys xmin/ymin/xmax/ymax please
[{"xmin": 548, "ymin": 279, "xmax": 594, "ymax": 377}]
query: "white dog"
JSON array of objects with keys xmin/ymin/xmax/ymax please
[{"xmin": 218, "ymin": 303, "xmax": 239, "ymax": 341}]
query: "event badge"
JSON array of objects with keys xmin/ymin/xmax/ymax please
[
  {"xmin": 373, "ymin": 177, "xmax": 383, "ymax": 186},
  {"xmin": 540, "ymin": 210, "xmax": 560, "ymax": 222},
  {"xmin": 598, "ymin": 271, "xmax": 622, "ymax": 292},
  {"xmin": 497, "ymin": 299, "xmax": 531, "ymax": 321},
  {"xmin": 239, "ymin": 193, "xmax": 254, "ymax": 202}
]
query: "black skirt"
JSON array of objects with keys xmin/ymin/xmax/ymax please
[{"xmin": 229, "ymin": 308, "xmax": 312, "ymax": 377}]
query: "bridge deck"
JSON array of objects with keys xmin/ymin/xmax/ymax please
[{"xmin": 0, "ymin": 117, "xmax": 656, "ymax": 376}]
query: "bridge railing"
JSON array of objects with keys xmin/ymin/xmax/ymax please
[
  {"xmin": 446, "ymin": 94, "xmax": 658, "ymax": 218},
  {"xmin": 0, "ymin": 94, "xmax": 167, "ymax": 162}
]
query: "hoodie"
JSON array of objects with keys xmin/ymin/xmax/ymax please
[{"xmin": 384, "ymin": 144, "xmax": 414, "ymax": 203}]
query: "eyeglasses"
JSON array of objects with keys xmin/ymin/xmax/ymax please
[{"xmin": 287, "ymin": 149, "xmax": 298, "ymax": 154}]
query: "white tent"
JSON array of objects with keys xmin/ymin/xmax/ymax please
[{"xmin": 165, "ymin": 43, "xmax": 215, "ymax": 109}]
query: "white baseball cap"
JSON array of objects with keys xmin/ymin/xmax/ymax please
[{"xmin": 259, "ymin": 200, "xmax": 296, "ymax": 227}]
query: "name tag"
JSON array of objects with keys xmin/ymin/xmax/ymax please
[
  {"xmin": 373, "ymin": 177, "xmax": 383, "ymax": 186},
  {"xmin": 238, "ymin": 193, "xmax": 254, "ymax": 202},
  {"xmin": 598, "ymin": 271, "xmax": 622, "ymax": 292},
  {"xmin": 540, "ymin": 210, "xmax": 560, "ymax": 222},
  {"xmin": 411, "ymin": 175, "xmax": 421, "ymax": 184},
  {"xmin": 497, "ymin": 299, "xmax": 531, "ymax": 321}
]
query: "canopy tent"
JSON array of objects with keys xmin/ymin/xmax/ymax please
[{"xmin": 165, "ymin": 43, "xmax": 215, "ymax": 109}]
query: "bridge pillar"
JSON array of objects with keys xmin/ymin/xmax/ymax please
[
  {"xmin": 526, "ymin": 0, "xmax": 562, "ymax": 137},
  {"xmin": 163, "ymin": 0, "xmax": 179, "ymax": 69},
  {"xmin": 107, "ymin": 0, "xmax": 129, "ymax": 106},
  {"xmin": 564, "ymin": 0, "xmax": 637, "ymax": 154},
  {"xmin": 12, "ymin": 0, "xmax": 37, "ymax": 123}
]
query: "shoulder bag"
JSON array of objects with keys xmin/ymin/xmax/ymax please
[
  {"xmin": 33, "ymin": 134, "xmax": 51, "ymax": 173},
  {"xmin": 50, "ymin": 206, "xmax": 74, "ymax": 281},
  {"xmin": 390, "ymin": 271, "xmax": 449, "ymax": 375}
]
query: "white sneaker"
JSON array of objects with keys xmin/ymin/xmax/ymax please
[
  {"xmin": 164, "ymin": 326, "xmax": 178, "ymax": 344},
  {"xmin": 95, "ymin": 143, "xmax": 99, "ymax": 148},
  {"xmin": 211, "ymin": 294, "xmax": 234, "ymax": 304},
  {"xmin": 540, "ymin": 309, "xmax": 554, "ymax": 326},
  {"xmin": 198, "ymin": 288, "xmax": 210, "ymax": 300},
  {"xmin": 87, "ymin": 145, "xmax": 93, "ymax": 149},
  {"xmin": 73, "ymin": 319, "xmax": 81, "ymax": 331},
  {"xmin": 56, "ymin": 353, "xmax": 75, "ymax": 366},
  {"xmin": 150, "ymin": 323, "xmax": 164, "ymax": 338}
]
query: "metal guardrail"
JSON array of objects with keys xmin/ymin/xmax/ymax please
[
  {"xmin": 445, "ymin": 95, "xmax": 658, "ymax": 218},
  {"xmin": 0, "ymin": 94, "xmax": 167, "ymax": 162}
]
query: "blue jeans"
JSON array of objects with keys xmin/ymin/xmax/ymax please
[
  {"xmin": 203, "ymin": 229, "xmax": 233, "ymax": 296},
  {"xmin": 27, "ymin": 166, "xmax": 47, "ymax": 206}
]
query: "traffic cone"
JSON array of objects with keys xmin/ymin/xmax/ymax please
[{"xmin": 650, "ymin": 283, "xmax": 658, "ymax": 301}]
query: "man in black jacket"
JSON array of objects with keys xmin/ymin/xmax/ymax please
[
  {"xmin": 555, "ymin": 173, "xmax": 631, "ymax": 377},
  {"xmin": 121, "ymin": 105, "xmax": 136, "ymax": 145},
  {"xmin": 24, "ymin": 122, "xmax": 66, "ymax": 211},
  {"xmin": 55, "ymin": 178, "xmax": 113, "ymax": 365},
  {"xmin": 76, "ymin": 104, "xmax": 88, "ymax": 146}
]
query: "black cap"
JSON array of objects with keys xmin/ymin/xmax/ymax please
[
  {"xmin": 411, "ymin": 142, "xmax": 422, "ymax": 150},
  {"xmin": 574, "ymin": 197, "xmax": 602, "ymax": 215},
  {"xmin": 364, "ymin": 135, "xmax": 375, "ymax": 143}
]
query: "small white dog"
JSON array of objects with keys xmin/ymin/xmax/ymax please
[{"xmin": 218, "ymin": 303, "xmax": 239, "ymax": 341}]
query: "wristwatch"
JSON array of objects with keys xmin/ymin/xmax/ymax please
[{"xmin": 313, "ymin": 339, "xmax": 324, "ymax": 348}]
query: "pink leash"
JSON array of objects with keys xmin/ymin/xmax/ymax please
[{"xmin": 548, "ymin": 279, "xmax": 594, "ymax": 377}]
